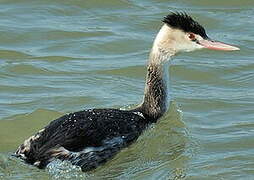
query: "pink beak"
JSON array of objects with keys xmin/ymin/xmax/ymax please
[{"xmin": 198, "ymin": 39, "xmax": 240, "ymax": 51}]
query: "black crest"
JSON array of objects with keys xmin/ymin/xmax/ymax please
[{"xmin": 163, "ymin": 12, "xmax": 208, "ymax": 39}]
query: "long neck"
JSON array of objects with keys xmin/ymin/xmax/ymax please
[{"xmin": 139, "ymin": 50, "xmax": 171, "ymax": 121}]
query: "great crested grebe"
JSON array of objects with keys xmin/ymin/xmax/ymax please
[{"xmin": 15, "ymin": 12, "xmax": 239, "ymax": 171}]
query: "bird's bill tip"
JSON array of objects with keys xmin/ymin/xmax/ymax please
[{"xmin": 199, "ymin": 39, "xmax": 240, "ymax": 51}]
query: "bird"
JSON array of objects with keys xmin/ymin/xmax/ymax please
[{"xmin": 15, "ymin": 12, "xmax": 239, "ymax": 172}]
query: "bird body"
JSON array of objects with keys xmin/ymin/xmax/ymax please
[
  {"xmin": 15, "ymin": 12, "xmax": 239, "ymax": 171},
  {"xmin": 17, "ymin": 109, "xmax": 149, "ymax": 171}
]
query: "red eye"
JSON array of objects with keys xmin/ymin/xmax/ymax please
[{"xmin": 188, "ymin": 33, "xmax": 195, "ymax": 40}]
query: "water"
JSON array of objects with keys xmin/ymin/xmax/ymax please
[{"xmin": 0, "ymin": 0, "xmax": 253, "ymax": 179}]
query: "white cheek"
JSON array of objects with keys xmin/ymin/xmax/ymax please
[{"xmin": 177, "ymin": 42, "xmax": 204, "ymax": 52}]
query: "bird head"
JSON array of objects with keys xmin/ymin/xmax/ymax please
[{"xmin": 152, "ymin": 12, "xmax": 239, "ymax": 57}]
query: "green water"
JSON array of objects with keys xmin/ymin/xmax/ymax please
[{"xmin": 0, "ymin": 0, "xmax": 253, "ymax": 179}]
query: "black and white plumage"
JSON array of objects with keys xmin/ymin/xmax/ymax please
[
  {"xmin": 17, "ymin": 109, "xmax": 149, "ymax": 171},
  {"xmin": 15, "ymin": 12, "xmax": 239, "ymax": 171}
]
